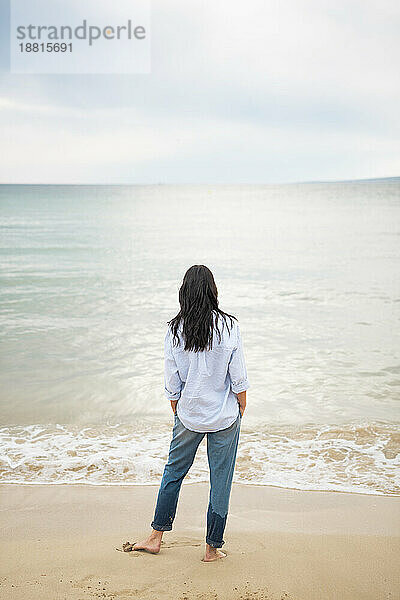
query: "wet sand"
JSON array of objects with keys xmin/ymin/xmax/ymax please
[{"xmin": 0, "ymin": 482, "xmax": 399, "ymax": 600}]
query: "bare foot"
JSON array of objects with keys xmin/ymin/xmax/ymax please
[
  {"xmin": 133, "ymin": 530, "xmax": 163, "ymax": 554},
  {"xmin": 202, "ymin": 544, "xmax": 227, "ymax": 562}
]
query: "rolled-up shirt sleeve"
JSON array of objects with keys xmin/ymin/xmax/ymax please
[
  {"xmin": 164, "ymin": 328, "xmax": 183, "ymax": 400},
  {"xmin": 228, "ymin": 324, "xmax": 250, "ymax": 394}
]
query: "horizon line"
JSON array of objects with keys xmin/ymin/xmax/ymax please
[{"xmin": 0, "ymin": 175, "xmax": 399, "ymax": 186}]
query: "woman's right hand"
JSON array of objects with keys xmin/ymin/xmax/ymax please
[{"xmin": 237, "ymin": 391, "xmax": 246, "ymax": 417}]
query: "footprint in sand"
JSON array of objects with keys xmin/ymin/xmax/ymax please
[{"xmin": 161, "ymin": 538, "xmax": 202, "ymax": 549}]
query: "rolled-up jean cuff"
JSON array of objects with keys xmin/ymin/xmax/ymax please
[
  {"xmin": 151, "ymin": 522, "xmax": 172, "ymax": 532},
  {"xmin": 206, "ymin": 537, "xmax": 225, "ymax": 548}
]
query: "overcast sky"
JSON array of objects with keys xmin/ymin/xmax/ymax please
[{"xmin": 0, "ymin": 0, "xmax": 399, "ymax": 184}]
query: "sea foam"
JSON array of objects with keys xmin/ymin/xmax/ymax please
[{"xmin": 1, "ymin": 420, "xmax": 398, "ymax": 495}]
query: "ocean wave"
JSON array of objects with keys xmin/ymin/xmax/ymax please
[{"xmin": 1, "ymin": 421, "xmax": 399, "ymax": 495}]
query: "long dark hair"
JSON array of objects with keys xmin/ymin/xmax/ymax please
[{"xmin": 168, "ymin": 265, "xmax": 237, "ymax": 352}]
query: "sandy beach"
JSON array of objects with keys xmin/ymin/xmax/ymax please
[{"xmin": 1, "ymin": 482, "xmax": 399, "ymax": 600}]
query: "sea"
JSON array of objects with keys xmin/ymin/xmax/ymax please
[{"xmin": 0, "ymin": 181, "xmax": 399, "ymax": 495}]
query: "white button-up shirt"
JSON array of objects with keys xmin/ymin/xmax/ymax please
[{"xmin": 164, "ymin": 312, "xmax": 250, "ymax": 432}]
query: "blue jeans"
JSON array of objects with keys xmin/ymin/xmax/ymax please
[{"xmin": 151, "ymin": 411, "xmax": 242, "ymax": 548}]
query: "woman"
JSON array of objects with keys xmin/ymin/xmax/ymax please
[{"xmin": 134, "ymin": 265, "xmax": 250, "ymax": 562}]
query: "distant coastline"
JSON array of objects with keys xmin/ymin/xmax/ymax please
[{"xmin": 0, "ymin": 176, "xmax": 398, "ymax": 187}]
